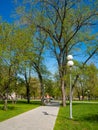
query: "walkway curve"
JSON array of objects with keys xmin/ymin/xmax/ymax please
[{"xmin": 0, "ymin": 103, "xmax": 59, "ymax": 130}]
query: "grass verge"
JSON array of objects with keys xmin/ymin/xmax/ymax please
[
  {"xmin": 0, "ymin": 100, "xmax": 41, "ymax": 122},
  {"xmin": 54, "ymin": 102, "xmax": 98, "ymax": 130}
]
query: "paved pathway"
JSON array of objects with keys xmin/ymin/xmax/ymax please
[{"xmin": 0, "ymin": 102, "xmax": 59, "ymax": 130}]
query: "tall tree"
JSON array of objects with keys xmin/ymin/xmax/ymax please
[
  {"xmin": 32, "ymin": 33, "xmax": 50, "ymax": 105},
  {"xmin": 14, "ymin": 0, "xmax": 98, "ymax": 106},
  {"xmin": 14, "ymin": 1, "xmax": 50, "ymax": 105},
  {"xmin": 35, "ymin": 0, "xmax": 98, "ymax": 106},
  {"xmin": 12, "ymin": 27, "xmax": 35, "ymax": 103}
]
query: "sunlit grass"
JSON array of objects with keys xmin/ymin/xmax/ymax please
[
  {"xmin": 0, "ymin": 100, "xmax": 41, "ymax": 122},
  {"xmin": 54, "ymin": 102, "xmax": 98, "ymax": 130}
]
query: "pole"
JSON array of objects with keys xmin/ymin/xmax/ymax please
[
  {"xmin": 67, "ymin": 55, "xmax": 74, "ymax": 119},
  {"xmin": 70, "ymin": 69, "xmax": 72, "ymax": 119}
]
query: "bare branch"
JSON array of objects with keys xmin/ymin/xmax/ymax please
[{"xmin": 37, "ymin": 25, "xmax": 59, "ymax": 43}]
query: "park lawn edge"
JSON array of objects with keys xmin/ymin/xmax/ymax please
[{"xmin": 0, "ymin": 100, "xmax": 41, "ymax": 122}]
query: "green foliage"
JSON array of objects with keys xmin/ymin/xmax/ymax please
[
  {"xmin": 83, "ymin": 64, "xmax": 98, "ymax": 96},
  {"xmin": 30, "ymin": 77, "xmax": 40, "ymax": 98},
  {"xmin": 73, "ymin": 63, "xmax": 98, "ymax": 99}
]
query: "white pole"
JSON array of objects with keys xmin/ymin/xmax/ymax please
[
  {"xmin": 67, "ymin": 55, "xmax": 74, "ymax": 119},
  {"xmin": 70, "ymin": 70, "xmax": 72, "ymax": 119}
]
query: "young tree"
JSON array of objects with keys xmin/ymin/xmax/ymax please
[
  {"xmin": 73, "ymin": 63, "xmax": 98, "ymax": 100},
  {"xmin": 84, "ymin": 64, "xmax": 98, "ymax": 99},
  {"xmin": 0, "ymin": 23, "xmax": 19, "ymax": 110}
]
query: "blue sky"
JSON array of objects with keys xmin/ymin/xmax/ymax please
[
  {"xmin": 0, "ymin": 0, "xmax": 58, "ymax": 74},
  {"xmin": 0, "ymin": 0, "xmax": 15, "ymax": 22}
]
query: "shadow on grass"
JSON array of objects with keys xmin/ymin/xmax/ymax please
[
  {"xmin": 81, "ymin": 114, "xmax": 98, "ymax": 122},
  {"xmin": 55, "ymin": 113, "xmax": 98, "ymax": 123},
  {"xmin": 53, "ymin": 105, "xmax": 98, "ymax": 123},
  {"xmin": 0, "ymin": 105, "xmax": 16, "ymax": 110},
  {"xmin": 0, "ymin": 100, "xmax": 41, "ymax": 111},
  {"xmin": 0, "ymin": 100, "xmax": 41, "ymax": 104},
  {"xmin": 7, "ymin": 106, "xmax": 16, "ymax": 110},
  {"xmin": 31, "ymin": 100, "xmax": 41, "ymax": 105},
  {"xmin": 15, "ymin": 100, "xmax": 41, "ymax": 105}
]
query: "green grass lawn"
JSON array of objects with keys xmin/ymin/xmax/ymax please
[
  {"xmin": 54, "ymin": 102, "xmax": 98, "ymax": 130},
  {"xmin": 0, "ymin": 100, "xmax": 41, "ymax": 122}
]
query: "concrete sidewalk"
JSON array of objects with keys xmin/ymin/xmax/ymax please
[{"xmin": 0, "ymin": 102, "xmax": 59, "ymax": 130}]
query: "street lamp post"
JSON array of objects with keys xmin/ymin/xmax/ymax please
[{"xmin": 67, "ymin": 55, "xmax": 74, "ymax": 119}]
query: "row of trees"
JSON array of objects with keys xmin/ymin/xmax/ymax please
[
  {"xmin": 0, "ymin": 0, "xmax": 98, "ymax": 110},
  {"xmin": 0, "ymin": 22, "xmax": 49, "ymax": 109}
]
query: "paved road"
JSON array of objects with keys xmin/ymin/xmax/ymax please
[{"xmin": 0, "ymin": 102, "xmax": 59, "ymax": 130}]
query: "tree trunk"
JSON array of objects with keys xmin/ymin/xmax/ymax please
[
  {"xmin": 39, "ymin": 73, "xmax": 45, "ymax": 105},
  {"xmin": 77, "ymin": 91, "xmax": 80, "ymax": 101},
  {"xmin": 82, "ymin": 89, "xmax": 84, "ymax": 101},
  {"xmin": 3, "ymin": 99, "xmax": 8, "ymax": 111},
  {"xmin": 33, "ymin": 64, "xmax": 45, "ymax": 105},
  {"xmin": 61, "ymin": 79, "xmax": 66, "ymax": 106},
  {"xmin": 40, "ymin": 81, "xmax": 45, "ymax": 105},
  {"xmin": 26, "ymin": 85, "xmax": 30, "ymax": 103},
  {"xmin": 3, "ymin": 93, "xmax": 8, "ymax": 111}
]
